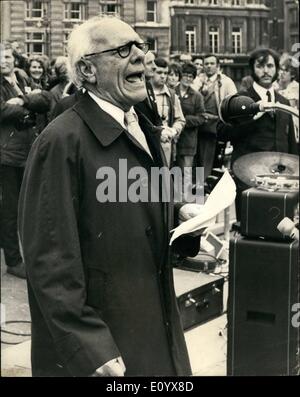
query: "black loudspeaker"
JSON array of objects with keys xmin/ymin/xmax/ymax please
[
  {"xmin": 227, "ymin": 236, "xmax": 299, "ymax": 375},
  {"xmin": 241, "ymin": 188, "xmax": 299, "ymax": 241}
]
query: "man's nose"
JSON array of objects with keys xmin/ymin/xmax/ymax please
[{"xmin": 131, "ymin": 44, "xmax": 145, "ymax": 62}]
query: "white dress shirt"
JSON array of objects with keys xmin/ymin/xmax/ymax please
[
  {"xmin": 88, "ymin": 91, "xmax": 126, "ymax": 128},
  {"xmin": 88, "ymin": 91, "xmax": 152, "ymax": 157},
  {"xmin": 253, "ymin": 81, "xmax": 275, "ymax": 103}
]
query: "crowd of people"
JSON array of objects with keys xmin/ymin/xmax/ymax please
[
  {"xmin": 0, "ymin": 16, "xmax": 299, "ymax": 377},
  {"xmin": 1, "ymin": 32, "xmax": 299, "ymax": 278}
]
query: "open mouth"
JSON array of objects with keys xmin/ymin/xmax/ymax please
[{"xmin": 126, "ymin": 71, "xmax": 144, "ymax": 83}]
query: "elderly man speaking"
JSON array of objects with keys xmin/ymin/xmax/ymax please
[{"xmin": 19, "ymin": 17, "xmax": 201, "ymax": 377}]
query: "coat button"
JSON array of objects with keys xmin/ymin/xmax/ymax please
[{"xmin": 145, "ymin": 226, "xmax": 153, "ymax": 236}]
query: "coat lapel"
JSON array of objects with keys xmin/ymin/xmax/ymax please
[
  {"xmin": 247, "ymin": 85, "xmax": 263, "ymax": 102},
  {"xmin": 73, "ymin": 92, "xmax": 170, "ymax": 237},
  {"xmin": 274, "ymin": 91, "xmax": 287, "ymax": 147},
  {"xmin": 73, "ymin": 92, "xmax": 125, "ymax": 147}
]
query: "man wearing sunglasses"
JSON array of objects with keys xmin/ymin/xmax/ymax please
[{"xmin": 19, "ymin": 17, "xmax": 201, "ymax": 377}]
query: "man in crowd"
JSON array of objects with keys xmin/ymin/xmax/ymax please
[
  {"xmin": 217, "ymin": 48, "xmax": 298, "ymax": 218},
  {"xmin": 179, "ymin": 53, "xmax": 192, "ymax": 66},
  {"xmin": 191, "ymin": 57, "xmax": 205, "ymax": 92},
  {"xmin": 9, "ymin": 39, "xmax": 28, "ymax": 71},
  {"xmin": 0, "ymin": 42, "xmax": 51, "ymax": 279},
  {"xmin": 49, "ymin": 56, "xmax": 70, "ymax": 115},
  {"xmin": 134, "ymin": 50, "xmax": 162, "ymax": 126},
  {"xmin": 151, "ymin": 57, "xmax": 185, "ymax": 166},
  {"xmin": 19, "ymin": 17, "xmax": 202, "ymax": 377},
  {"xmin": 197, "ymin": 54, "xmax": 237, "ymax": 180}
]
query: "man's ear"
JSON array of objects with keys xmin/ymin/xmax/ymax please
[{"xmin": 76, "ymin": 59, "xmax": 97, "ymax": 84}]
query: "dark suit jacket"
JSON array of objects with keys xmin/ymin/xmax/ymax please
[
  {"xmin": 217, "ymin": 85, "xmax": 298, "ymax": 164},
  {"xmin": 19, "ymin": 92, "xmax": 199, "ymax": 377}
]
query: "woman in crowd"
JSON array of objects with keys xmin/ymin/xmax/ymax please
[
  {"xmin": 25, "ymin": 56, "xmax": 50, "ymax": 132},
  {"xmin": 274, "ymin": 55, "xmax": 299, "ymax": 141},
  {"xmin": 276, "ymin": 55, "xmax": 299, "ymax": 108},
  {"xmin": 26, "ymin": 56, "xmax": 48, "ymax": 90},
  {"xmin": 167, "ymin": 63, "xmax": 182, "ymax": 89}
]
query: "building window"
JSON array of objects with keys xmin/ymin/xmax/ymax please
[
  {"xmin": 147, "ymin": 37, "xmax": 157, "ymax": 53},
  {"xmin": 26, "ymin": 32, "xmax": 45, "ymax": 55},
  {"xmin": 232, "ymin": 27, "xmax": 242, "ymax": 54},
  {"xmin": 64, "ymin": 2, "xmax": 86, "ymax": 21},
  {"xmin": 185, "ymin": 0, "xmax": 195, "ymax": 4},
  {"xmin": 26, "ymin": 1, "xmax": 45, "ymax": 19},
  {"xmin": 209, "ymin": 27, "xmax": 219, "ymax": 53},
  {"xmin": 185, "ymin": 26, "xmax": 196, "ymax": 53},
  {"xmin": 147, "ymin": 1, "xmax": 157, "ymax": 22},
  {"xmin": 99, "ymin": 1, "xmax": 121, "ymax": 17},
  {"xmin": 289, "ymin": 8, "xmax": 298, "ymax": 25},
  {"xmin": 209, "ymin": 0, "xmax": 218, "ymax": 5},
  {"xmin": 231, "ymin": 0, "xmax": 241, "ymax": 5}
]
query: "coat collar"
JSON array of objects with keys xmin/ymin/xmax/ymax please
[
  {"xmin": 73, "ymin": 92, "xmax": 165, "ymax": 165},
  {"xmin": 175, "ymin": 85, "xmax": 195, "ymax": 99},
  {"xmin": 246, "ymin": 84, "xmax": 283, "ymax": 103},
  {"xmin": 73, "ymin": 92, "xmax": 125, "ymax": 147},
  {"xmin": 246, "ymin": 84, "xmax": 263, "ymax": 102}
]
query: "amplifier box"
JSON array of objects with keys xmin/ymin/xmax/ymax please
[
  {"xmin": 227, "ymin": 236, "xmax": 299, "ymax": 376},
  {"xmin": 173, "ymin": 268, "xmax": 224, "ymax": 330},
  {"xmin": 241, "ymin": 187, "xmax": 298, "ymax": 240}
]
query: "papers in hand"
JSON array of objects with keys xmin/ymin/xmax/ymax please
[{"xmin": 169, "ymin": 170, "xmax": 236, "ymax": 245}]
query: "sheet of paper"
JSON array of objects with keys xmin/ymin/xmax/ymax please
[{"xmin": 169, "ymin": 169, "xmax": 236, "ymax": 245}]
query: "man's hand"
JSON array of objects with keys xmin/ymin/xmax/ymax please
[
  {"xmin": 160, "ymin": 127, "xmax": 172, "ymax": 143},
  {"xmin": 6, "ymin": 97, "xmax": 24, "ymax": 106},
  {"xmin": 253, "ymin": 99, "xmax": 269, "ymax": 121},
  {"xmin": 179, "ymin": 203, "xmax": 204, "ymax": 222},
  {"xmin": 203, "ymin": 113, "xmax": 219, "ymax": 122},
  {"xmin": 178, "ymin": 204, "xmax": 208, "ymax": 236},
  {"xmin": 30, "ymin": 89, "xmax": 42, "ymax": 95},
  {"xmin": 91, "ymin": 356, "xmax": 126, "ymax": 377},
  {"xmin": 160, "ymin": 127, "xmax": 177, "ymax": 143}
]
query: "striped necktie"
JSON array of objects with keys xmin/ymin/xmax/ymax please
[{"xmin": 124, "ymin": 110, "xmax": 152, "ymax": 158}]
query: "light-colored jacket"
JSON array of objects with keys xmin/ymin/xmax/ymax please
[{"xmin": 212, "ymin": 73, "xmax": 237, "ymax": 106}]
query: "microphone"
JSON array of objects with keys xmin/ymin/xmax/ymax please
[
  {"xmin": 219, "ymin": 94, "xmax": 258, "ymax": 124},
  {"xmin": 219, "ymin": 94, "xmax": 299, "ymax": 125},
  {"xmin": 277, "ymin": 217, "xmax": 299, "ymax": 241}
]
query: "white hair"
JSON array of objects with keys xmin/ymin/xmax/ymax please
[{"xmin": 67, "ymin": 16, "xmax": 121, "ymax": 88}]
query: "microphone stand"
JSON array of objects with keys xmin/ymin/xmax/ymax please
[{"xmin": 260, "ymin": 102, "xmax": 299, "ymax": 118}]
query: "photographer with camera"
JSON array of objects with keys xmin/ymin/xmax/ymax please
[{"xmin": 0, "ymin": 42, "xmax": 51, "ymax": 278}]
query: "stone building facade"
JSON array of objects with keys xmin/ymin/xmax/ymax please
[{"xmin": 0, "ymin": 0, "xmax": 171, "ymax": 59}]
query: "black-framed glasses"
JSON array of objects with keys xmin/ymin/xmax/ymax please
[{"xmin": 83, "ymin": 41, "xmax": 150, "ymax": 59}]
